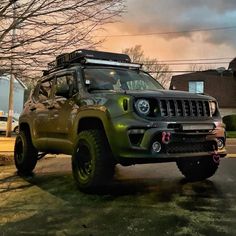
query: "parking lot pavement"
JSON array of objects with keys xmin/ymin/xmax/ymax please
[
  {"xmin": 0, "ymin": 156, "xmax": 236, "ymax": 236},
  {"xmin": 0, "ymin": 136, "xmax": 236, "ymax": 235}
]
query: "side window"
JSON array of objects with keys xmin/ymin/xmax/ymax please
[
  {"xmin": 55, "ymin": 74, "xmax": 74, "ymax": 98},
  {"xmin": 38, "ymin": 80, "xmax": 53, "ymax": 101}
]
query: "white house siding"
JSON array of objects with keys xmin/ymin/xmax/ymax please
[{"xmin": 0, "ymin": 74, "xmax": 26, "ymax": 118}]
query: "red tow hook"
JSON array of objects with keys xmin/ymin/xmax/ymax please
[
  {"xmin": 213, "ymin": 150, "xmax": 220, "ymax": 164},
  {"xmin": 162, "ymin": 131, "xmax": 171, "ymax": 144}
]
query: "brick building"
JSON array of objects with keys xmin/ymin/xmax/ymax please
[{"xmin": 170, "ymin": 59, "xmax": 236, "ymax": 117}]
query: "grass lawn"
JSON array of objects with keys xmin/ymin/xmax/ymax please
[{"xmin": 226, "ymin": 131, "xmax": 236, "ymax": 138}]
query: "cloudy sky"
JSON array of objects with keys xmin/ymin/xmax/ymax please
[{"xmin": 97, "ymin": 0, "xmax": 236, "ymax": 73}]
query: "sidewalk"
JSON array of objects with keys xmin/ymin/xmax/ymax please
[
  {"xmin": 228, "ymin": 154, "xmax": 236, "ymax": 158},
  {"xmin": 0, "ymin": 137, "xmax": 15, "ymax": 152},
  {"xmin": 0, "ymin": 137, "xmax": 15, "ymax": 164}
]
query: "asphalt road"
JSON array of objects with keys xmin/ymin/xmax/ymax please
[{"xmin": 0, "ymin": 156, "xmax": 236, "ymax": 236}]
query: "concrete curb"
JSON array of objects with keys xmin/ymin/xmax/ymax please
[
  {"xmin": 0, "ymin": 153, "xmax": 60, "ymax": 166},
  {"xmin": 227, "ymin": 154, "xmax": 236, "ymax": 158},
  {"xmin": 0, "ymin": 137, "xmax": 15, "ymax": 141},
  {"xmin": 0, "ymin": 137, "xmax": 15, "ymax": 152}
]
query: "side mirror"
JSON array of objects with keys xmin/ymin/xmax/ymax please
[{"xmin": 85, "ymin": 79, "xmax": 94, "ymax": 92}]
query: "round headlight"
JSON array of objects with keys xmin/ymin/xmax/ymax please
[
  {"xmin": 135, "ymin": 99, "xmax": 150, "ymax": 115},
  {"xmin": 210, "ymin": 101, "xmax": 216, "ymax": 115}
]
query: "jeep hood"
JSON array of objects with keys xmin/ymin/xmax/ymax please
[
  {"xmin": 89, "ymin": 89, "xmax": 216, "ymax": 101},
  {"xmin": 122, "ymin": 89, "xmax": 215, "ymax": 100}
]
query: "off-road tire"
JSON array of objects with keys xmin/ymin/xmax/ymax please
[
  {"xmin": 72, "ymin": 129, "xmax": 115, "ymax": 192},
  {"xmin": 176, "ymin": 157, "xmax": 219, "ymax": 181},
  {"xmin": 14, "ymin": 130, "xmax": 38, "ymax": 175}
]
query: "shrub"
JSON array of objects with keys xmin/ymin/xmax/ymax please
[{"xmin": 223, "ymin": 115, "xmax": 236, "ymax": 131}]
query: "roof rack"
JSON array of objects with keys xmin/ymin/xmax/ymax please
[
  {"xmin": 69, "ymin": 49, "xmax": 131, "ymax": 63},
  {"xmin": 46, "ymin": 49, "xmax": 141, "ymax": 73}
]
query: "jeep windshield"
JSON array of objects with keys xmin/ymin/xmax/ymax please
[{"xmin": 83, "ymin": 67, "xmax": 164, "ymax": 92}]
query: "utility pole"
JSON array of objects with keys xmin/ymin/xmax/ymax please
[{"xmin": 6, "ymin": 0, "xmax": 17, "ymax": 137}]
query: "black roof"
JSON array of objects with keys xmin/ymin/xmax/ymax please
[{"xmin": 228, "ymin": 58, "xmax": 236, "ymax": 71}]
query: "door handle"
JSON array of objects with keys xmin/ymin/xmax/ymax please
[
  {"xmin": 47, "ymin": 105, "xmax": 55, "ymax": 110},
  {"xmin": 30, "ymin": 106, "xmax": 36, "ymax": 111}
]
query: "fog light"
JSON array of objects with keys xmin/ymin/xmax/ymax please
[
  {"xmin": 152, "ymin": 141, "xmax": 162, "ymax": 153},
  {"xmin": 217, "ymin": 138, "xmax": 224, "ymax": 150}
]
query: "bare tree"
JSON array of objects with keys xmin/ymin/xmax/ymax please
[
  {"xmin": 1, "ymin": 0, "xmax": 125, "ymax": 137},
  {"xmin": 123, "ymin": 45, "xmax": 171, "ymax": 88},
  {"xmin": 188, "ymin": 64, "xmax": 215, "ymax": 72},
  {"xmin": 0, "ymin": 0, "xmax": 125, "ymax": 81}
]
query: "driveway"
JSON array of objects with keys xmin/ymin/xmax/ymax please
[{"xmin": 0, "ymin": 156, "xmax": 236, "ymax": 236}]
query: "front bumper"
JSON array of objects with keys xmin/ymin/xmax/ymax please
[{"xmin": 108, "ymin": 118, "xmax": 227, "ymax": 165}]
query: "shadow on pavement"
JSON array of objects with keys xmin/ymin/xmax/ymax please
[
  {"xmin": 24, "ymin": 172, "xmax": 227, "ymax": 206},
  {"xmin": 18, "ymin": 171, "xmax": 235, "ymax": 236},
  {"xmin": 1, "ymin": 162, "xmax": 236, "ymax": 236}
]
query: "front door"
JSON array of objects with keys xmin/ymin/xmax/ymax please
[
  {"xmin": 29, "ymin": 78, "xmax": 55, "ymax": 140},
  {"xmin": 50, "ymin": 73, "xmax": 78, "ymax": 140}
]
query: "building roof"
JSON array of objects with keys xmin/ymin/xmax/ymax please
[{"xmin": 228, "ymin": 58, "xmax": 236, "ymax": 71}]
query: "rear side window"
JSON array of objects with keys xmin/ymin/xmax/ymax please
[
  {"xmin": 39, "ymin": 81, "xmax": 52, "ymax": 100},
  {"xmin": 33, "ymin": 80, "xmax": 53, "ymax": 102}
]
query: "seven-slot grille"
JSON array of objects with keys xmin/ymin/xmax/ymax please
[{"xmin": 159, "ymin": 100, "xmax": 210, "ymax": 117}]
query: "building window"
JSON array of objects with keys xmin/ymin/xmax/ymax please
[{"xmin": 188, "ymin": 81, "xmax": 204, "ymax": 93}]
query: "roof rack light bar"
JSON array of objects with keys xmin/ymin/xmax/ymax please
[{"xmin": 85, "ymin": 58, "xmax": 142, "ymax": 68}]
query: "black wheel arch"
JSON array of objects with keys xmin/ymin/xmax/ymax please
[
  {"xmin": 77, "ymin": 116, "xmax": 113, "ymax": 153},
  {"xmin": 19, "ymin": 122, "xmax": 31, "ymax": 136},
  {"xmin": 78, "ymin": 117, "xmax": 105, "ymax": 133}
]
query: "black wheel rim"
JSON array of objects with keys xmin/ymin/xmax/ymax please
[
  {"xmin": 76, "ymin": 142, "xmax": 93, "ymax": 181},
  {"xmin": 15, "ymin": 138, "xmax": 24, "ymax": 163}
]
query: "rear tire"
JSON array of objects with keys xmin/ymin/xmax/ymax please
[
  {"xmin": 176, "ymin": 157, "xmax": 219, "ymax": 181},
  {"xmin": 14, "ymin": 130, "xmax": 38, "ymax": 175},
  {"xmin": 14, "ymin": 126, "xmax": 19, "ymax": 134},
  {"xmin": 72, "ymin": 129, "xmax": 115, "ymax": 192}
]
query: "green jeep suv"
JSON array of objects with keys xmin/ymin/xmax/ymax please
[{"xmin": 14, "ymin": 49, "xmax": 227, "ymax": 192}]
